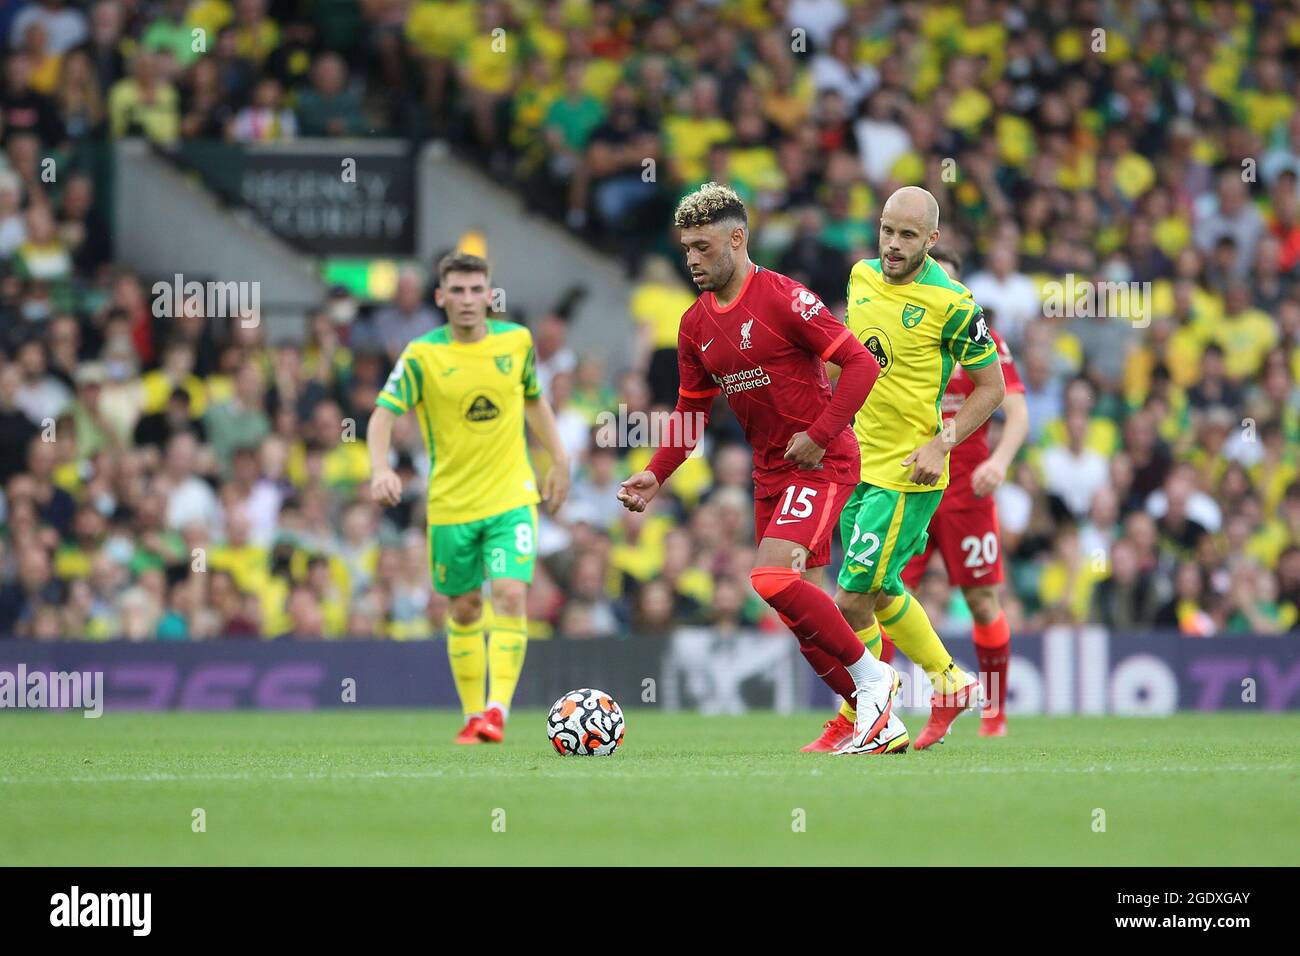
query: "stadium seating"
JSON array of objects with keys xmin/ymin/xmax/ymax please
[{"xmin": 0, "ymin": 0, "xmax": 1297, "ymax": 640}]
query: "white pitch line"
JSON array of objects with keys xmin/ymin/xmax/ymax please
[{"xmin": 0, "ymin": 763, "xmax": 1296, "ymax": 786}]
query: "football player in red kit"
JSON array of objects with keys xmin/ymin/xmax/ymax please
[
  {"xmin": 617, "ymin": 182, "xmax": 904, "ymax": 754},
  {"xmin": 891, "ymin": 248, "xmax": 1029, "ymax": 740}
]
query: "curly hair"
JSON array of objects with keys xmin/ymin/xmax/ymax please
[{"xmin": 673, "ymin": 182, "xmax": 748, "ymax": 230}]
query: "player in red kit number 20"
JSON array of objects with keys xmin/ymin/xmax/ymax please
[
  {"xmin": 617, "ymin": 183, "xmax": 904, "ymax": 755},
  {"xmin": 892, "ymin": 248, "xmax": 1029, "ymax": 738}
]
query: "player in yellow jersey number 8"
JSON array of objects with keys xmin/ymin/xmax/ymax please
[{"xmin": 368, "ymin": 253, "xmax": 570, "ymax": 745}]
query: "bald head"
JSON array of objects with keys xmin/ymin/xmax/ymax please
[
  {"xmin": 879, "ymin": 186, "xmax": 941, "ymax": 283},
  {"xmin": 883, "ymin": 186, "xmax": 940, "ymax": 233}
]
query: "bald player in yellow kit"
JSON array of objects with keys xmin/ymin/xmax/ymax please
[
  {"xmin": 805, "ymin": 187, "xmax": 1007, "ymax": 754},
  {"xmin": 368, "ymin": 252, "xmax": 570, "ymax": 744}
]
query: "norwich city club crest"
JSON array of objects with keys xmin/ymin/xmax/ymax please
[
  {"xmin": 901, "ymin": 303, "xmax": 926, "ymax": 328},
  {"xmin": 494, "ymin": 354, "xmax": 513, "ymax": 374}
]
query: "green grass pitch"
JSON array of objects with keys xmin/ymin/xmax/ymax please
[{"xmin": 2, "ymin": 711, "xmax": 1296, "ymax": 866}]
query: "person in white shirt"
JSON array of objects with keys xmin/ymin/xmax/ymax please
[
  {"xmin": 162, "ymin": 431, "xmax": 219, "ymax": 531},
  {"xmin": 533, "ymin": 312, "xmax": 577, "ymax": 398},
  {"xmin": 9, "ymin": 0, "xmax": 88, "ymax": 54},
  {"xmin": 810, "ymin": 27, "xmax": 878, "ymax": 114},
  {"xmin": 965, "ymin": 246, "xmax": 1041, "ymax": 348},
  {"xmin": 785, "ymin": 0, "xmax": 848, "ymax": 51},
  {"xmin": 1040, "ymin": 408, "xmax": 1109, "ymax": 518},
  {"xmin": 13, "ymin": 338, "xmax": 72, "ymax": 426},
  {"xmin": 0, "ymin": 171, "xmax": 26, "ymax": 259},
  {"xmin": 1194, "ymin": 170, "xmax": 1265, "ymax": 279},
  {"xmin": 854, "ymin": 90, "xmax": 910, "ymax": 185}
]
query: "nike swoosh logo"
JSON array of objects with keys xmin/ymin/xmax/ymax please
[
  {"xmin": 971, "ymin": 568, "xmax": 991, "ymax": 578},
  {"xmin": 855, "ymin": 297, "xmax": 870, "ymax": 304},
  {"xmin": 701, "ymin": 339, "xmax": 714, "ymax": 351},
  {"xmin": 775, "ymin": 517, "xmax": 802, "ymax": 525},
  {"xmin": 442, "ymin": 368, "xmax": 456, "ymax": 376}
]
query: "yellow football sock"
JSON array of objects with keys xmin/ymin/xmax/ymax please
[
  {"xmin": 877, "ymin": 591, "xmax": 967, "ymax": 692},
  {"xmin": 838, "ymin": 621, "xmax": 884, "ymax": 721},
  {"xmin": 487, "ymin": 615, "xmax": 528, "ymax": 713},
  {"xmin": 447, "ymin": 617, "xmax": 486, "ymax": 717}
]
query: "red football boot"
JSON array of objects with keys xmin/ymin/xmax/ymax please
[
  {"xmin": 978, "ymin": 711, "xmax": 1008, "ymax": 737},
  {"xmin": 455, "ymin": 716, "xmax": 485, "ymax": 745},
  {"xmin": 478, "ymin": 705, "xmax": 506, "ymax": 743},
  {"xmin": 913, "ymin": 675, "xmax": 984, "ymax": 751},
  {"xmin": 801, "ymin": 713, "xmax": 854, "ymax": 753}
]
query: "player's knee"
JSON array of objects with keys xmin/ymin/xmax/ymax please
[
  {"xmin": 492, "ymin": 580, "xmax": 526, "ymax": 617},
  {"xmin": 835, "ymin": 587, "xmax": 874, "ymax": 629},
  {"xmin": 873, "ymin": 589, "xmax": 899, "ymax": 611},
  {"xmin": 750, "ymin": 566, "xmax": 800, "ymax": 602},
  {"xmin": 448, "ymin": 591, "xmax": 484, "ymax": 625},
  {"xmin": 964, "ymin": 586, "xmax": 1000, "ymax": 624}
]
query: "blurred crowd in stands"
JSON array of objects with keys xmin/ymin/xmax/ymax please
[{"xmin": 1, "ymin": 0, "xmax": 1299, "ymax": 639}]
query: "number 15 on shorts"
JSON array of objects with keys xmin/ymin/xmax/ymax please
[{"xmin": 775, "ymin": 484, "xmax": 818, "ymax": 524}]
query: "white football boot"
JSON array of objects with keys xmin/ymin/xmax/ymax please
[{"xmin": 833, "ymin": 662, "xmax": 900, "ymax": 754}]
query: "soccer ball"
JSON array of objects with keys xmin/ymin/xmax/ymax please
[{"xmin": 547, "ymin": 688, "xmax": 625, "ymax": 756}]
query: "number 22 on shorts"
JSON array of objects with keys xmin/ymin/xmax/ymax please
[{"xmin": 846, "ymin": 524, "xmax": 881, "ymax": 567}]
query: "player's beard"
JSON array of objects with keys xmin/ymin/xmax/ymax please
[
  {"xmin": 702, "ymin": 249, "xmax": 735, "ymax": 292},
  {"xmin": 884, "ymin": 245, "xmax": 927, "ymax": 280}
]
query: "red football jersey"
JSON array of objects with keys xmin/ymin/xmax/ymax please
[
  {"xmin": 941, "ymin": 328, "xmax": 1024, "ymax": 509},
  {"xmin": 676, "ymin": 265, "xmax": 860, "ymax": 497}
]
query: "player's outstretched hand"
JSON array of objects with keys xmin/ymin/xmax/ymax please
[
  {"xmin": 370, "ymin": 468, "xmax": 403, "ymax": 507},
  {"xmin": 902, "ymin": 438, "xmax": 946, "ymax": 486},
  {"xmin": 783, "ymin": 431, "xmax": 826, "ymax": 470},
  {"xmin": 970, "ymin": 457, "xmax": 1007, "ymax": 497},
  {"xmin": 542, "ymin": 462, "xmax": 571, "ymax": 515},
  {"xmin": 617, "ymin": 470, "xmax": 660, "ymax": 513}
]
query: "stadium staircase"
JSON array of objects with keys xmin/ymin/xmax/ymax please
[{"xmin": 417, "ymin": 142, "xmax": 634, "ymax": 368}]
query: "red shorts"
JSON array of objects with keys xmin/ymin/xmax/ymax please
[
  {"xmin": 754, "ymin": 477, "xmax": 855, "ymax": 569},
  {"xmin": 900, "ymin": 495, "xmax": 1003, "ymax": 590}
]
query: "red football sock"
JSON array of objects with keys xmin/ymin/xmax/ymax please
[
  {"xmin": 779, "ymin": 612, "xmax": 855, "ymax": 703},
  {"xmin": 753, "ymin": 566, "xmax": 867, "ymax": 667},
  {"xmin": 877, "ymin": 628, "xmax": 897, "ymax": 664},
  {"xmin": 972, "ymin": 612, "xmax": 1010, "ymax": 717}
]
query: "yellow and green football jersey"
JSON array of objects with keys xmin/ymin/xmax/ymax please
[
  {"xmin": 846, "ymin": 256, "xmax": 998, "ymax": 493},
  {"xmin": 376, "ymin": 320, "xmax": 541, "ymax": 525}
]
